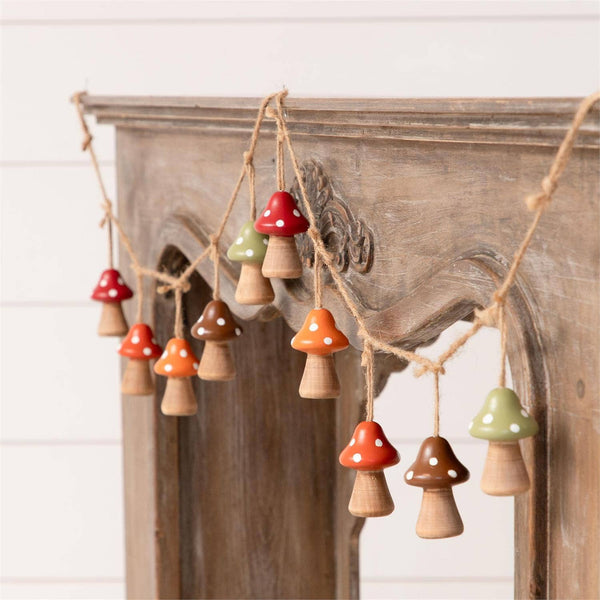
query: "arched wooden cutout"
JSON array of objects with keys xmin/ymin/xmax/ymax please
[{"xmin": 100, "ymin": 96, "xmax": 599, "ymax": 599}]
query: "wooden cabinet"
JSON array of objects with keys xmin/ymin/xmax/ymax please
[{"xmin": 83, "ymin": 96, "xmax": 599, "ymax": 599}]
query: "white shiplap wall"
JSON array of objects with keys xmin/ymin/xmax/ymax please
[{"xmin": 1, "ymin": 2, "xmax": 598, "ymax": 599}]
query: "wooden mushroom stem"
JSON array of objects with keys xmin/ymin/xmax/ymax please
[
  {"xmin": 161, "ymin": 377, "xmax": 197, "ymax": 416},
  {"xmin": 198, "ymin": 341, "xmax": 235, "ymax": 381},
  {"xmin": 348, "ymin": 470, "xmax": 394, "ymax": 518},
  {"xmin": 261, "ymin": 236, "xmax": 303, "ymax": 279},
  {"xmin": 481, "ymin": 440, "xmax": 530, "ymax": 496},
  {"xmin": 98, "ymin": 302, "xmax": 129, "ymax": 336},
  {"xmin": 121, "ymin": 359, "xmax": 154, "ymax": 396},
  {"xmin": 299, "ymin": 353, "xmax": 340, "ymax": 399},
  {"xmin": 415, "ymin": 488, "xmax": 464, "ymax": 539},
  {"xmin": 235, "ymin": 262, "xmax": 275, "ymax": 305}
]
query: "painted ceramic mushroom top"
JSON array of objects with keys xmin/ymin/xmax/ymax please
[
  {"xmin": 91, "ymin": 269, "xmax": 133, "ymax": 302},
  {"xmin": 254, "ymin": 191, "xmax": 309, "ymax": 237},
  {"xmin": 118, "ymin": 323, "xmax": 162, "ymax": 360},
  {"xmin": 291, "ymin": 308, "xmax": 349, "ymax": 356},
  {"xmin": 339, "ymin": 421, "xmax": 400, "ymax": 471},
  {"xmin": 154, "ymin": 338, "xmax": 199, "ymax": 377},
  {"xmin": 191, "ymin": 300, "xmax": 243, "ymax": 342},
  {"xmin": 404, "ymin": 436, "xmax": 469, "ymax": 488},
  {"xmin": 469, "ymin": 387, "xmax": 538, "ymax": 441},
  {"xmin": 227, "ymin": 220, "xmax": 269, "ymax": 263}
]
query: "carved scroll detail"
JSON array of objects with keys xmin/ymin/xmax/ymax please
[{"xmin": 290, "ymin": 160, "xmax": 374, "ymax": 274}]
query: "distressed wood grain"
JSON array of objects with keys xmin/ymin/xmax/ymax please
[{"xmin": 91, "ymin": 96, "xmax": 600, "ymax": 599}]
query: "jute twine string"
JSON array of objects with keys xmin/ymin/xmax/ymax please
[
  {"xmin": 498, "ymin": 304, "xmax": 507, "ymax": 388},
  {"xmin": 73, "ymin": 90, "xmax": 279, "ymax": 335},
  {"xmin": 361, "ymin": 341, "xmax": 375, "ymax": 422},
  {"xmin": 313, "ymin": 251, "xmax": 323, "ymax": 309},
  {"xmin": 433, "ymin": 371, "xmax": 440, "ymax": 436}
]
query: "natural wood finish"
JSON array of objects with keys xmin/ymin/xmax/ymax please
[
  {"xmin": 235, "ymin": 262, "xmax": 275, "ymax": 305},
  {"xmin": 197, "ymin": 341, "xmax": 235, "ymax": 381},
  {"xmin": 299, "ymin": 353, "xmax": 340, "ymax": 399},
  {"xmin": 161, "ymin": 377, "xmax": 197, "ymax": 416},
  {"xmin": 84, "ymin": 95, "xmax": 600, "ymax": 600},
  {"xmin": 481, "ymin": 441, "xmax": 530, "ymax": 496},
  {"xmin": 97, "ymin": 301, "xmax": 128, "ymax": 336},
  {"xmin": 348, "ymin": 471, "xmax": 394, "ymax": 518},
  {"xmin": 415, "ymin": 488, "xmax": 464, "ymax": 539},
  {"xmin": 121, "ymin": 359, "xmax": 154, "ymax": 396},
  {"xmin": 261, "ymin": 235, "xmax": 303, "ymax": 279}
]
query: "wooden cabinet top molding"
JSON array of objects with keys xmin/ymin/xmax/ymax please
[{"xmin": 83, "ymin": 95, "xmax": 600, "ymax": 147}]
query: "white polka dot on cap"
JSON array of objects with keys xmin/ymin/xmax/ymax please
[
  {"xmin": 197, "ymin": 327, "xmax": 205, "ymax": 336},
  {"xmin": 482, "ymin": 413, "xmax": 494, "ymax": 424},
  {"xmin": 245, "ymin": 249, "xmax": 254, "ymax": 257},
  {"xmin": 264, "ymin": 209, "xmax": 271, "ymax": 217},
  {"xmin": 276, "ymin": 219, "xmax": 285, "ymax": 227},
  {"xmin": 131, "ymin": 336, "xmax": 140, "ymax": 344},
  {"xmin": 117, "ymin": 277, "xmax": 124, "ymax": 285},
  {"xmin": 349, "ymin": 438, "xmax": 355, "ymax": 446},
  {"xmin": 448, "ymin": 469, "xmax": 457, "ymax": 478},
  {"xmin": 375, "ymin": 439, "xmax": 383, "ymax": 447},
  {"xmin": 108, "ymin": 289, "xmax": 118, "ymax": 298},
  {"xmin": 235, "ymin": 328, "xmax": 242, "ymax": 336},
  {"xmin": 352, "ymin": 453, "xmax": 362, "ymax": 463},
  {"xmin": 406, "ymin": 470, "xmax": 414, "ymax": 481},
  {"xmin": 521, "ymin": 409, "xmax": 529, "ymax": 418},
  {"xmin": 161, "ymin": 351, "xmax": 168, "ymax": 359},
  {"xmin": 143, "ymin": 347, "xmax": 152, "ymax": 356},
  {"xmin": 510, "ymin": 423, "xmax": 520, "ymax": 433},
  {"xmin": 236, "ymin": 237, "xmax": 243, "ymax": 245},
  {"xmin": 309, "ymin": 323, "xmax": 319, "ymax": 332},
  {"xmin": 323, "ymin": 337, "xmax": 333, "ymax": 345},
  {"xmin": 429, "ymin": 457, "xmax": 438, "ymax": 466},
  {"xmin": 100, "ymin": 279, "xmax": 108, "ymax": 287},
  {"xmin": 193, "ymin": 362, "xmax": 199, "ymax": 370},
  {"xmin": 164, "ymin": 364, "xmax": 173, "ymax": 372},
  {"xmin": 180, "ymin": 349, "xmax": 188, "ymax": 358},
  {"xmin": 293, "ymin": 209, "xmax": 301, "ymax": 217},
  {"xmin": 217, "ymin": 318, "xmax": 226, "ymax": 326}
]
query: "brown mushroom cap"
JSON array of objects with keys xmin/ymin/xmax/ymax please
[
  {"xmin": 191, "ymin": 300, "xmax": 243, "ymax": 341},
  {"xmin": 404, "ymin": 436, "xmax": 469, "ymax": 488}
]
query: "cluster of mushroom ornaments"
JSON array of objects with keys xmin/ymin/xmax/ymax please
[{"xmin": 91, "ymin": 189, "xmax": 539, "ymax": 540}]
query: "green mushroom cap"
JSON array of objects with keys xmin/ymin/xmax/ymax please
[
  {"xmin": 469, "ymin": 387, "xmax": 538, "ymax": 441},
  {"xmin": 227, "ymin": 220, "xmax": 269, "ymax": 263}
]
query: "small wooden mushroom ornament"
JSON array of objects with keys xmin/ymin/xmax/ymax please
[
  {"xmin": 339, "ymin": 421, "xmax": 399, "ymax": 517},
  {"xmin": 227, "ymin": 220, "xmax": 274, "ymax": 305},
  {"xmin": 91, "ymin": 269, "xmax": 133, "ymax": 336},
  {"xmin": 405, "ymin": 436, "xmax": 469, "ymax": 539},
  {"xmin": 291, "ymin": 309, "xmax": 349, "ymax": 398},
  {"xmin": 469, "ymin": 387, "xmax": 538, "ymax": 496},
  {"xmin": 191, "ymin": 300, "xmax": 243, "ymax": 381},
  {"xmin": 254, "ymin": 191, "xmax": 309, "ymax": 279},
  {"xmin": 154, "ymin": 338, "xmax": 199, "ymax": 416},
  {"xmin": 118, "ymin": 323, "xmax": 162, "ymax": 395}
]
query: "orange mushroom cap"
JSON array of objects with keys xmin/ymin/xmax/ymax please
[
  {"xmin": 153, "ymin": 338, "xmax": 199, "ymax": 378},
  {"xmin": 118, "ymin": 323, "xmax": 162, "ymax": 360},
  {"xmin": 339, "ymin": 421, "xmax": 400, "ymax": 471},
  {"xmin": 291, "ymin": 308, "xmax": 349, "ymax": 355}
]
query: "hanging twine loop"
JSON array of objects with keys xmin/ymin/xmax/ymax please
[
  {"xmin": 361, "ymin": 340, "xmax": 375, "ymax": 422},
  {"xmin": 433, "ymin": 371, "xmax": 441, "ymax": 437}
]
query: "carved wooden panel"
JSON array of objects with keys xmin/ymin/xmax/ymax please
[{"xmin": 84, "ymin": 96, "xmax": 600, "ymax": 600}]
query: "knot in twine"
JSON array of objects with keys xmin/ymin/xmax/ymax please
[
  {"xmin": 475, "ymin": 302, "xmax": 500, "ymax": 327},
  {"xmin": 157, "ymin": 278, "xmax": 191, "ymax": 295},
  {"xmin": 525, "ymin": 175, "xmax": 557, "ymax": 211},
  {"xmin": 243, "ymin": 151, "xmax": 252, "ymax": 166},
  {"xmin": 99, "ymin": 199, "xmax": 113, "ymax": 228}
]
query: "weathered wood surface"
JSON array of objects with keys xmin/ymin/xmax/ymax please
[{"xmin": 84, "ymin": 96, "xmax": 600, "ymax": 599}]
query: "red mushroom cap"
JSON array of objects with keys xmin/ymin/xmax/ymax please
[
  {"xmin": 254, "ymin": 191, "xmax": 309, "ymax": 237},
  {"xmin": 91, "ymin": 269, "xmax": 133, "ymax": 303},
  {"xmin": 118, "ymin": 323, "xmax": 162, "ymax": 360},
  {"xmin": 339, "ymin": 421, "xmax": 400, "ymax": 471}
]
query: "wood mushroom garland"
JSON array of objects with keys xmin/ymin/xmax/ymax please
[
  {"xmin": 291, "ymin": 308, "xmax": 349, "ymax": 398},
  {"xmin": 469, "ymin": 387, "xmax": 538, "ymax": 496},
  {"xmin": 339, "ymin": 421, "xmax": 400, "ymax": 517},
  {"xmin": 227, "ymin": 220, "xmax": 274, "ymax": 305},
  {"xmin": 154, "ymin": 338, "xmax": 199, "ymax": 416},
  {"xmin": 118, "ymin": 323, "xmax": 162, "ymax": 395},
  {"xmin": 191, "ymin": 300, "xmax": 243, "ymax": 381},
  {"xmin": 404, "ymin": 436, "xmax": 469, "ymax": 539},
  {"xmin": 91, "ymin": 269, "xmax": 133, "ymax": 336},
  {"xmin": 254, "ymin": 191, "xmax": 309, "ymax": 279}
]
